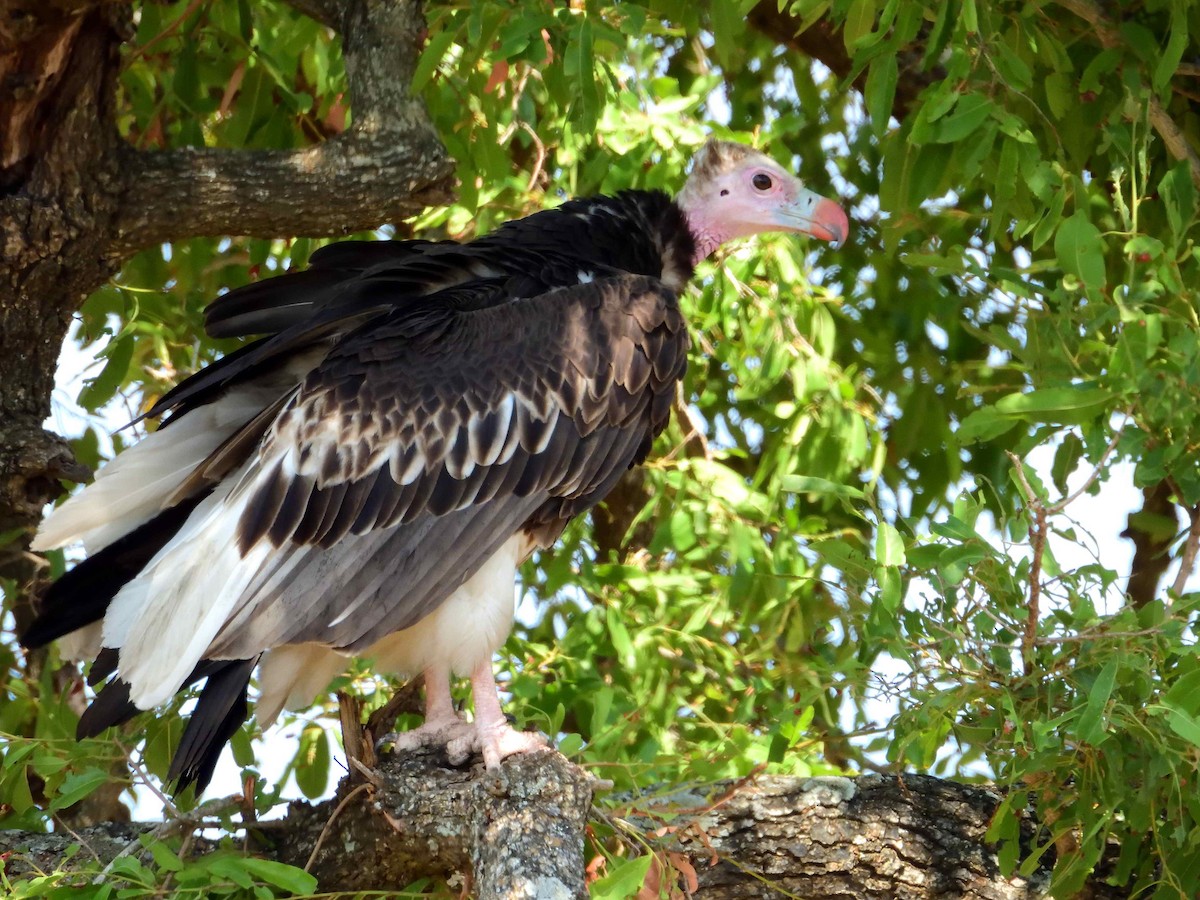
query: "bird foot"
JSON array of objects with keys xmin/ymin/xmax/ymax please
[
  {"xmin": 376, "ymin": 712, "xmax": 473, "ymax": 755},
  {"xmin": 446, "ymin": 719, "xmax": 546, "ymax": 769}
]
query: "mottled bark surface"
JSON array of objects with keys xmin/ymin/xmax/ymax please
[{"xmin": 0, "ymin": 751, "xmax": 1128, "ymax": 898}]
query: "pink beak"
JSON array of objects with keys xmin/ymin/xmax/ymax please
[{"xmin": 776, "ymin": 188, "xmax": 850, "ymax": 246}]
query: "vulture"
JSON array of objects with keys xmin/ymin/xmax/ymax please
[{"xmin": 24, "ymin": 139, "xmax": 848, "ymax": 793}]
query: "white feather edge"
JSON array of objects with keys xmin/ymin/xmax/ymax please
[
  {"xmin": 31, "ymin": 383, "xmax": 283, "ymax": 554},
  {"xmin": 103, "ymin": 461, "xmax": 275, "ymax": 709}
]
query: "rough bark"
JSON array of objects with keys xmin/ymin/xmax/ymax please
[{"xmin": 0, "ymin": 751, "xmax": 1127, "ymax": 898}]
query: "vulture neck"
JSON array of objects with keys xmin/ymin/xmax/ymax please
[
  {"xmin": 677, "ymin": 196, "xmax": 728, "ymax": 267},
  {"xmin": 685, "ymin": 224, "xmax": 723, "ymax": 266}
]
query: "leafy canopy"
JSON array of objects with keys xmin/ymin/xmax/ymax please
[{"xmin": 3, "ymin": 0, "xmax": 1200, "ymax": 896}]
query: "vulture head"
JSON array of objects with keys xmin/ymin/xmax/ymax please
[{"xmin": 677, "ymin": 139, "xmax": 850, "ymax": 263}]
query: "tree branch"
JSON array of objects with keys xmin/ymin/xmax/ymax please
[
  {"xmin": 278, "ymin": 0, "xmax": 342, "ymax": 30},
  {"xmin": 1170, "ymin": 502, "xmax": 1200, "ymax": 598},
  {"xmin": 0, "ymin": 752, "xmax": 1132, "ymax": 898},
  {"xmin": 115, "ymin": 0, "xmax": 453, "ymax": 250},
  {"xmin": 1123, "ymin": 482, "xmax": 1179, "ymax": 607},
  {"xmin": 1056, "ymin": 0, "xmax": 1200, "ymax": 190},
  {"xmin": 746, "ymin": 1, "xmax": 938, "ymax": 120}
]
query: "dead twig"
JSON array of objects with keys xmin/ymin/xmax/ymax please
[{"xmin": 1170, "ymin": 502, "xmax": 1200, "ymax": 598}]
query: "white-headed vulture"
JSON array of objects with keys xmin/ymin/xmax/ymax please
[{"xmin": 24, "ymin": 140, "xmax": 849, "ymax": 792}]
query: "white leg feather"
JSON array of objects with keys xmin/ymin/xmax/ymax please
[{"xmin": 257, "ymin": 643, "xmax": 348, "ymax": 728}]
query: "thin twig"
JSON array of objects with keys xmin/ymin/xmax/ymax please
[
  {"xmin": 122, "ymin": 0, "xmax": 208, "ymax": 69},
  {"xmin": 119, "ymin": 742, "xmax": 181, "ymax": 822},
  {"xmin": 519, "ymin": 122, "xmax": 547, "ymax": 194},
  {"xmin": 1170, "ymin": 504, "xmax": 1200, "ymax": 597},
  {"xmin": 50, "ymin": 814, "xmax": 104, "ymax": 866},
  {"xmin": 1006, "ymin": 451, "xmax": 1045, "ymax": 673},
  {"xmin": 304, "ymin": 781, "xmax": 374, "ymax": 872},
  {"xmin": 662, "ymin": 384, "xmax": 712, "ymax": 462},
  {"xmin": 1047, "ymin": 421, "xmax": 1126, "ymax": 514}
]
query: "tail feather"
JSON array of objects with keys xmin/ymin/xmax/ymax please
[
  {"xmin": 21, "ymin": 491, "xmax": 210, "ymax": 650},
  {"xmin": 33, "ymin": 384, "xmax": 280, "ymax": 555},
  {"xmin": 168, "ymin": 657, "xmax": 258, "ymax": 793},
  {"xmin": 78, "ymin": 657, "xmax": 257, "ymax": 795}
]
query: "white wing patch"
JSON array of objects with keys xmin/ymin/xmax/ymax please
[
  {"xmin": 34, "ymin": 355, "xmax": 320, "ymax": 555},
  {"xmin": 102, "ymin": 464, "xmax": 275, "ymax": 708},
  {"xmin": 33, "ymin": 387, "xmax": 267, "ymax": 554}
]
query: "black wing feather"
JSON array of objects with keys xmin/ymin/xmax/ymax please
[{"xmin": 200, "ymin": 274, "xmax": 687, "ymax": 659}]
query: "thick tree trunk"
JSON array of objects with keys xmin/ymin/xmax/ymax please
[
  {"xmin": 0, "ymin": 4, "xmax": 129, "ymax": 596},
  {"xmin": 0, "ymin": 750, "xmax": 1127, "ymax": 898}
]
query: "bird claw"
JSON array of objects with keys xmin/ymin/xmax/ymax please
[
  {"xmin": 460, "ymin": 721, "xmax": 547, "ymax": 770},
  {"xmin": 378, "ymin": 720, "xmax": 545, "ymax": 769},
  {"xmin": 375, "ymin": 713, "xmax": 473, "ymax": 754}
]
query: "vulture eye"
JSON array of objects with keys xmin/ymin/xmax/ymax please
[{"xmin": 752, "ymin": 173, "xmax": 773, "ymax": 191}]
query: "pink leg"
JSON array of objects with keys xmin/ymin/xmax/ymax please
[
  {"xmin": 421, "ymin": 665, "xmax": 459, "ymax": 729},
  {"xmin": 378, "ymin": 665, "xmax": 472, "ymax": 753},
  {"xmin": 445, "ymin": 661, "xmax": 544, "ymax": 768}
]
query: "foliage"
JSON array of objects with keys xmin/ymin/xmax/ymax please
[{"xmin": 3, "ymin": 0, "xmax": 1200, "ymax": 896}]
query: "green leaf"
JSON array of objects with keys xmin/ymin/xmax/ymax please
[
  {"xmin": 48, "ymin": 768, "xmax": 109, "ymax": 812},
  {"xmin": 1153, "ymin": 3, "xmax": 1188, "ymax": 95},
  {"xmin": 1054, "ymin": 211, "xmax": 1106, "ymax": 293},
  {"xmin": 557, "ymin": 733, "xmax": 584, "ymax": 756},
  {"xmin": 570, "ymin": 17, "xmax": 599, "ymax": 133},
  {"xmin": 239, "ymin": 857, "xmax": 319, "ymax": 894},
  {"xmin": 294, "ymin": 725, "xmax": 330, "ymax": 800},
  {"xmin": 1079, "ymin": 47, "xmax": 1121, "ymax": 93},
  {"xmin": 780, "ymin": 475, "xmax": 864, "ymax": 500},
  {"xmin": 412, "ymin": 27, "xmax": 458, "ymax": 93},
  {"xmin": 994, "ymin": 386, "xmax": 1112, "ymax": 426},
  {"xmin": 1075, "ymin": 660, "xmax": 1117, "ymax": 745},
  {"xmin": 1163, "ymin": 669, "xmax": 1200, "ymax": 717},
  {"xmin": 842, "ymin": 0, "xmax": 876, "ymax": 50},
  {"xmin": 145, "ymin": 838, "xmax": 184, "ymax": 873},
  {"xmin": 1160, "ymin": 161, "xmax": 1197, "ymax": 244},
  {"xmin": 865, "ymin": 54, "xmax": 897, "ymax": 138},
  {"xmin": 1043, "ymin": 72, "xmax": 1072, "ymax": 120},
  {"xmin": 931, "ymin": 94, "xmax": 994, "ymax": 143},
  {"xmin": 1154, "ymin": 702, "xmax": 1200, "ymax": 747},
  {"xmin": 606, "ymin": 606, "xmax": 636, "ymax": 669},
  {"xmin": 876, "ymin": 565, "xmax": 902, "ymax": 612},
  {"xmin": 1050, "ymin": 433, "xmax": 1084, "ymax": 495},
  {"xmin": 961, "ymin": 0, "xmax": 978, "ymax": 34},
  {"xmin": 936, "ymin": 544, "xmax": 988, "ymax": 586},
  {"xmin": 875, "ymin": 521, "xmax": 906, "ymax": 566},
  {"xmin": 590, "ymin": 855, "xmax": 653, "ymax": 900},
  {"xmin": 78, "ymin": 334, "xmax": 136, "ymax": 411},
  {"xmin": 956, "ymin": 407, "xmax": 1019, "ymax": 444}
]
